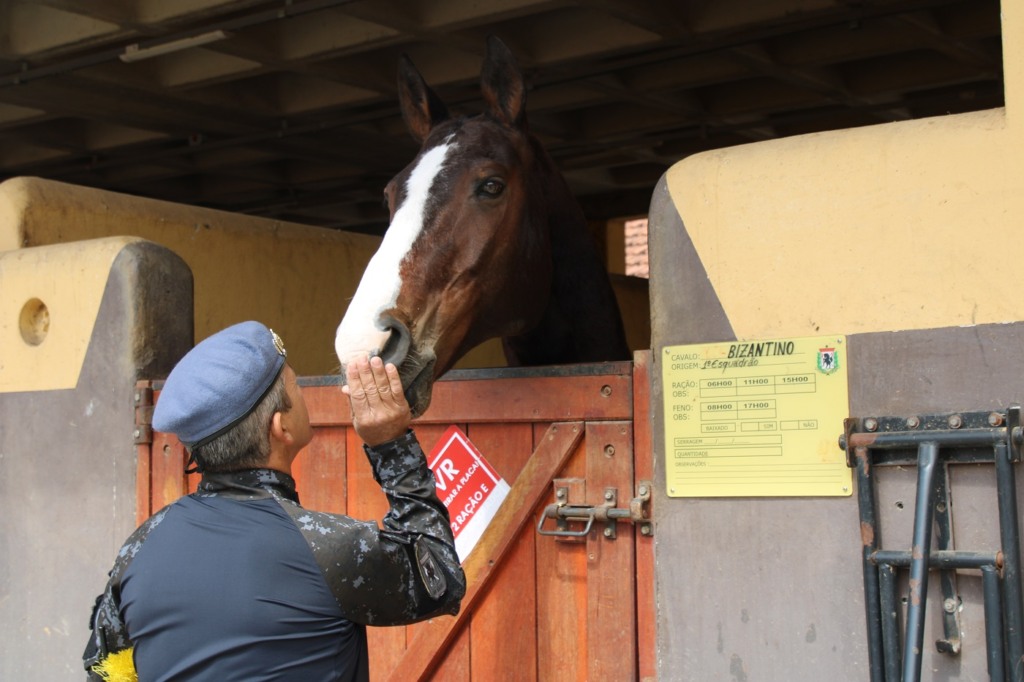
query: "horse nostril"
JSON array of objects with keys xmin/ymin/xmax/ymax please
[{"xmin": 379, "ymin": 313, "xmax": 411, "ymax": 368}]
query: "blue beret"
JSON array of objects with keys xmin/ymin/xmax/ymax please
[{"xmin": 153, "ymin": 321, "xmax": 287, "ymax": 447}]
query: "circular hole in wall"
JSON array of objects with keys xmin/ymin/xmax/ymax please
[{"xmin": 19, "ymin": 298, "xmax": 50, "ymax": 346}]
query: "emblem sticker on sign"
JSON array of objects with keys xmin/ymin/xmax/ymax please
[{"xmin": 661, "ymin": 335, "xmax": 851, "ymax": 498}]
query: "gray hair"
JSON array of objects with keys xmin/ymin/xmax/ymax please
[{"xmin": 192, "ymin": 373, "xmax": 292, "ymax": 473}]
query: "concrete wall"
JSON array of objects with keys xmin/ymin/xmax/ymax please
[
  {"xmin": 0, "ymin": 238, "xmax": 192, "ymax": 680},
  {"xmin": 648, "ymin": 2, "xmax": 1024, "ymax": 680}
]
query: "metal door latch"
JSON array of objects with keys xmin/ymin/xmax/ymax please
[{"xmin": 536, "ymin": 481, "xmax": 653, "ymax": 539}]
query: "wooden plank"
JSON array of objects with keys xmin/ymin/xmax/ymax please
[
  {"xmin": 150, "ymin": 431, "xmax": 188, "ymax": 512},
  {"xmin": 409, "ymin": 424, "xmax": 452, "ymax": 463},
  {"xmin": 463, "ymin": 424, "xmax": 538, "ymax": 681},
  {"xmin": 423, "ymin": 375, "xmax": 632, "ymax": 423},
  {"xmin": 464, "ymin": 423, "xmax": 534, "ymax": 488},
  {"xmin": 136, "ymin": 438, "xmax": 151, "ymax": 524},
  {"xmin": 429, "ymin": 626, "xmax": 470, "ymax": 681},
  {"xmin": 536, "ymin": 469, "xmax": 588, "ymax": 680},
  {"xmin": 302, "ymin": 383, "xmax": 351, "ymax": 426},
  {"xmin": 300, "ymin": 370, "xmax": 634, "ymax": 426},
  {"xmin": 632, "ymin": 351, "xmax": 657, "ymax": 682},
  {"xmin": 474, "ymin": 531, "xmax": 538, "ymax": 681},
  {"xmin": 384, "ymin": 422, "xmax": 586, "ymax": 682},
  {"xmin": 136, "ymin": 381, "xmax": 153, "ymax": 524},
  {"xmin": 586, "ymin": 421, "xmax": 636, "ymax": 681},
  {"xmin": 292, "ymin": 426, "xmax": 347, "ymax": 514}
]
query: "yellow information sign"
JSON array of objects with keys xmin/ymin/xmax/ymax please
[{"xmin": 662, "ymin": 335, "xmax": 851, "ymax": 498}]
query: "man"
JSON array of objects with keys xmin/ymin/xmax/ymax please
[{"xmin": 83, "ymin": 321, "xmax": 465, "ymax": 681}]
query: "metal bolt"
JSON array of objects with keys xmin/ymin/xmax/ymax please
[
  {"xmin": 600, "ymin": 385, "xmax": 612, "ymax": 397},
  {"xmin": 948, "ymin": 415, "xmax": 963, "ymax": 429},
  {"xmin": 989, "ymin": 413, "xmax": 1005, "ymax": 427},
  {"xmin": 864, "ymin": 418, "xmax": 878, "ymax": 432},
  {"xmin": 640, "ymin": 525, "xmax": 652, "ymax": 536},
  {"xmin": 943, "ymin": 598, "xmax": 957, "ymax": 613},
  {"xmin": 133, "ymin": 429, "xmax": 140, "ymax": 439},
  {"xmin": 603, "ymin": 527, "xmax": 614, "ymax": 538},
  {"xmin": 906, "ymin": 416, "xmax": 920, "ymax": 429},
  {"xmin": 604, "ymin": 444, "xmax": 616, "ymax": 457},
  {"xmin": 556, "ymin": 488, "xmax": 566, "ymax": 499},
  {"xmin": 638, "ymin": 485, "xmax": 649, "ymax": 496},
  {"xmin": 604, "ymin": 490, "xmax": 615, "ymax": 501}
]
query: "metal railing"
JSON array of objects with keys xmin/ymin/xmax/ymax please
[{"xmin": 841, "ymin": 407, "xmax": 1024, "ymax": 681}]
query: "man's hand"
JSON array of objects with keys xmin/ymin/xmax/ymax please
[{"xmin": 342, "ymin": 354, "xmax": 412, "ymax": 446}]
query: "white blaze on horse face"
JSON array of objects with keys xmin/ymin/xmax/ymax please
[{"xmin": 335, "ymin": 139, "xmax": 456, "ymax": 366}]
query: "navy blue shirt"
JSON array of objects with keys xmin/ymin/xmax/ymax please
[{"xmin": 84, "ymin": 432, "xmax": 465, "ymax": 681}]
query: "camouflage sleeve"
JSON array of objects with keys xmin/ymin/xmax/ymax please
[
  {"xmin": 280, "ymin": 430, "xmax": 466, "ymax": 626},
  {"xmin": 82, "ymin": 508, "xmax": 168, "ymax": 677}
]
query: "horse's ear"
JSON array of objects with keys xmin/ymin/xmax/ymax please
[
  {"xmin": 397, "ymin": 54, "xmax": 450, "ymax": 144},
  {"xmin": 480, "ymin": 35, "xmax": 527, "ymax": 131}
]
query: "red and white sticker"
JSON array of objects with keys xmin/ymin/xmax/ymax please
[{"xmin": 428, "ymin": 425, "xmax": 510, "ymax": 561}]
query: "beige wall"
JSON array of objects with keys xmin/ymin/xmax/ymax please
[
  {"xmin": 0, "ymin": 237, "xmax": 133, "ymax": 392},
  {"xmin": 664, "ymin": 0, "xmax": 1024, "ymax": 340},
  {"xmin": 0, "ymin": 177, "xmax": 379, "ymax": 376}
]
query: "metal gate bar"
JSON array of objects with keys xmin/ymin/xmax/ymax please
[
  {"xmin": 903, "ymin": 441, "xmax": 938, "ymax": 682},
  {"xmin": 842, "ymin": 407, "xmax": 1024, "ymax": 682},
  {"xmin": 934, "ymin": 464, "xmax": 962, "ymax": 657}
]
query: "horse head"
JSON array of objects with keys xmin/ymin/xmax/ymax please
[{"xmin": 335, "ymin": 36, "xmax": 628, "ymax": 417}]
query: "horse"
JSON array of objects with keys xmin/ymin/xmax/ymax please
[{"xmin": 334, "ymin": 36, "xmax": 630, "ymax": 417}]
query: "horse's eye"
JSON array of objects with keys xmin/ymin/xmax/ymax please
[{"xmin": 477, "ymin": 178, "xmax": 505, "ymax": 198}]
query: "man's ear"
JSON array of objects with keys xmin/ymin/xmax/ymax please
[{"xmin": 270, "ymin": 411, "xmax": 292, "ymax": 445}]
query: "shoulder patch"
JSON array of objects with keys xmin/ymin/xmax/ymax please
[{"xmin": 415, "ymin": 537, "xmax": 447, "ymax": 600}]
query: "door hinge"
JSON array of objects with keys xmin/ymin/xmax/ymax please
[{"xmin": 536, "ymin": 480, "xmax": 653, "ymax": 539}]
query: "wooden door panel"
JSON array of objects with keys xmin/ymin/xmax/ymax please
[
  {"xmin": 472, "ymin": 530, "xmax": 539, "ymax": 681},
  {"xmin": 430, "ymin": 628, "xmax": 471, "ymax": 681},
  {"xmin": 464, "ymin": 422, "xmax": 534, "ymax": 482},
  {"xmin": 584, "ymin": 421, "xmax": 636, "ymax": 682},
  {"xmin": 422, "ymin": 367, "xmax": 633, "ymax": 422},
  {"xmin": 632, "ymin": 353, "xmax": 656, "ymax": 682},
  {"xmin": 385, "ymin": 422, "xmax": 585, "ymax": 681},
  {"xmin": 140, "ymin": 362, "xmax": 651, "ymax": 682},
  {"xmin": 536, "ymin": 474, "xmax": 589, "ymax": 681},
  {"xmin": 147, "ymin": 430, "xmax": 189, "ymax": 518},
  {"xmin": 460, "ymin": 422, "xmax": 539, "ymax": 681}
]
